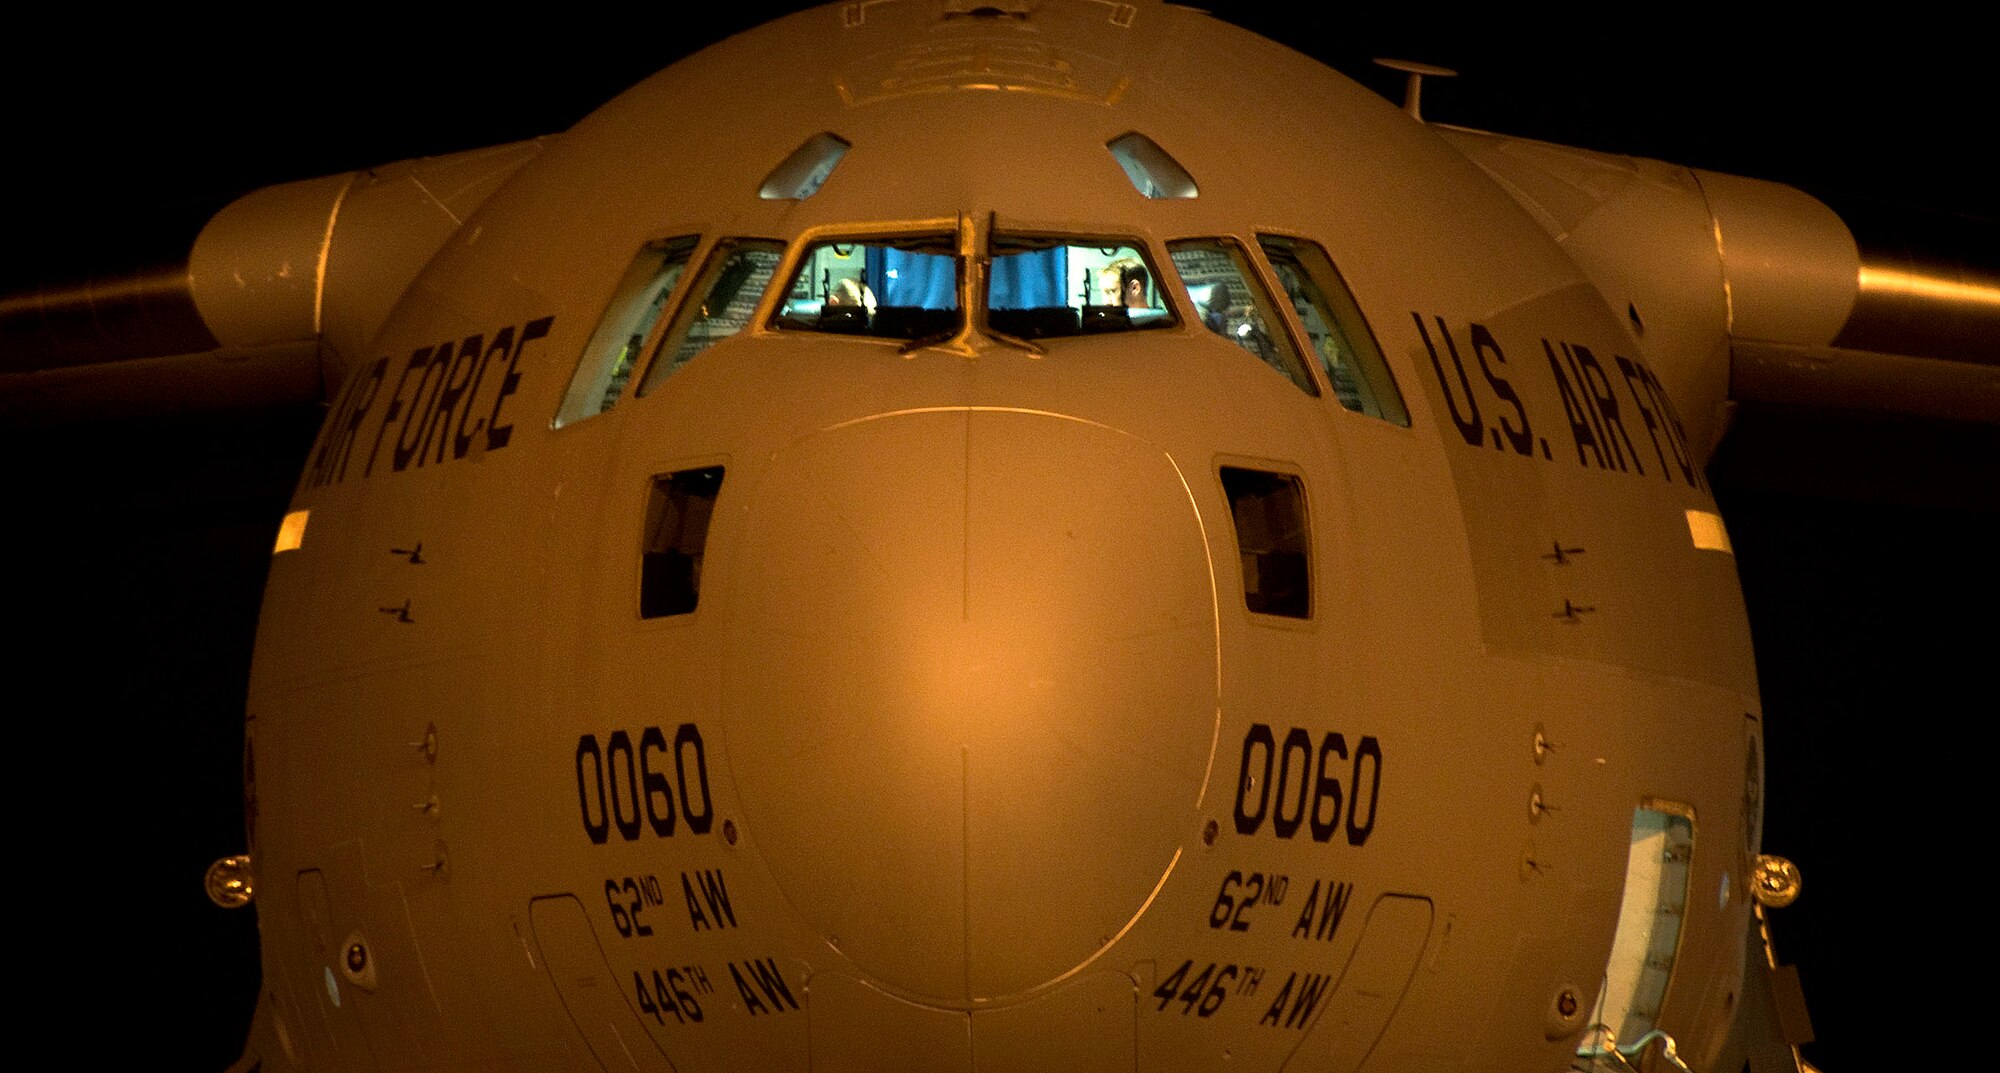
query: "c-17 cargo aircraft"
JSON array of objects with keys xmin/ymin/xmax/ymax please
[{"xmin": 2, "ymin": 4, "xmax": 1993, "ymax": 1072}]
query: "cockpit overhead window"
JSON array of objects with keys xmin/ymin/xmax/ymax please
[
  {"xmin": 1168, "ymin": 238, "xmax": 1318, "ymax": 395},
  {"xmin": 554, "ymin": 235, "xmax": 699, "ymax": 428},
  {"xmin": 759, "ymin": 132, "xmax": 851, "ymax": 201},
  {"xmin": 1258, "ymin": 235, "xmax": 1409, "ymax": 426},
  {"xmin": 986, "ymin": 235, "xmax": 1175, "ymax": 339},
  {"xmin": 1106, "ymin": 132, "xmax": 1199, "ymax": 199},
  {"xmin": 768, "ymin": 235, "xmax": 962, "ymax": 341},
  {"xmin": 637, "ymin": 239, "xmax": 785, "ymax": 397}
]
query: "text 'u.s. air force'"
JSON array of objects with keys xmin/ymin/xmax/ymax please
[
  {"xmin": 1410, "ymin": 313, "xmax": 1705, "ymax": 492},
  {"xmin": 306, "ymin": 316, "xmax": 555, "ymax": 488}
]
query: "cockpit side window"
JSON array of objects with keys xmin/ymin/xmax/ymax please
[
  {"xmin": 986, "ymin": 235, "xmax": 1175, "ymax": 339},
  {"xmin": 1168, "ymin": 238, "xmax": 1318, "ymax": 396},
  {"xmin": 636, "ymin": 239, "xmax": 785, "ymax": 397},
  {"xmin": 554, "ymin": 235, "xmax": 699, "ymax": 428},
  {"xmin": 1258, "ymin": 235, "xmax": 1409, "ymax": 425},
  {"xmin": 768, "ymin": 235, "xmax": 962, "ymax": 341}
]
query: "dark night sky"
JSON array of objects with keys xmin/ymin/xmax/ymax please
[{"xmin": 3, "ymin": 6, "xmax": 1993, "ymax": 1071}]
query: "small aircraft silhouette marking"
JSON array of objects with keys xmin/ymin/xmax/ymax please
[
  {"xmin": 1541, "ymin": 540, "xmax": 1586, "ymax": 565},
  {"xmin": 1552, "ymin": 598, "xmax": 1596, "ymax": 623}
]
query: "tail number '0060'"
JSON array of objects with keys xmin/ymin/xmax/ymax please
[
  {"xmin": 576, "ymin": 725, "xmax": 714, "ymax": 845},
  {"xmin": 1233, "ymin": 723, "xmax": 1381, "ymax": 845}
]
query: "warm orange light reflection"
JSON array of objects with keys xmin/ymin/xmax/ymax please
[
  {"xmin": 1685, "ymin": 509, "xmax": 1732, "ymax": 554},
  {"xmin": 273, "ymin": 510, "xmax": 309, "ymax": 554},
  {"xmin": 1857, "ymin": 266, "xmax": 2000, "ymax": 308}
]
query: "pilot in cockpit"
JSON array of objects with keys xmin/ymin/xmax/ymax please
[
  {"xmin": 1199, "ymin": 281, "xmax": 1231, "ymax": 335},
  {"xmin": 1100, "ymin": 259, "xmax": 1152, "ymax": 310},
  {"xmin": 826, "ymin": 276, "xmax": 877, "ymax": 316}
]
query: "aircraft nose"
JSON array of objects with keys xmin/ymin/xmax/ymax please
[{"xmin": 721, "ymin": 409, "xmax": 1220, "ymax": 1003}]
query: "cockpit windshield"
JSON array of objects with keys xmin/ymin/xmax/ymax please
[
  {"xmin": 770, "ymin": 232, "xmax": 1175, "ymax": 342},
  {"xmin": 987, "ymin": 235, "xmax": 1174, "ymax": 339},
  {"xmin": 770, "ymin": 235, "xmax": 961, "ymax": 340}
]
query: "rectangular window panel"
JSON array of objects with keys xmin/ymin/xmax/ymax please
[
  {"xmin": 1169, "ymin": 239, "xmax": 1317, "ymax": 396},
  {"xmin": 637, "ymin": 240, "xmax": 784, "ymax": 396},
  {"xmin": 640, "ymin": 467, "xmax": 725, "ymax": 619},
  {"xmin": 987, "ymin": 235, "xmax": 1175, "ymax": 339},
  {"xmin": 769, "ymin": 234, "xmax": 962, "ymax": 340},
  {"xmin": 555, "ymin": 236, "xmax": 698, "ymax": 427},
  {"xmin": 1258, "ymin": 235, "xmax": 1409, "ymax": 425},
  {"xmin": 1219, "ymin": 466, "xmax": 1311, "ymax": 618}
]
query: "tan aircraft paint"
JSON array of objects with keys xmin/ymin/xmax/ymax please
[{"xmin": 238, "ymin": 4, "xmax": 1789, "ymax": 1072}]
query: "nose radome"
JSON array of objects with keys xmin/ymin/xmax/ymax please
[{"xmin": 721, "ymin": 409, "xmax": 1220, "ymax": 1004}]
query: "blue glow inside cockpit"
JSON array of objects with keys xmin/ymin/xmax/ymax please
[
  {"xmin": 987, "ymin": 235, "xmax": 1173, "ymax": 339},
  {"xmin": 770, "ymin": 234, "xmax": 1174, "ymax": 341},
  {"xmin": 773, "ymin": 235, "xmax": 961, "ymax": 341}
]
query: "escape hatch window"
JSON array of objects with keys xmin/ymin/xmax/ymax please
[
  {"xmin": 1169, "ymin": 238, "xmax": 1317, "ymax": 395},
  {"xmin": 1258, "ymin": 235, "xmax": 1409, "ymax": 425},
  {"xmin": 554, "ymin": 235, "xmax": 699, "ymax": 427},
  {"xmin": 637, "ymin": 239, "xmax": 785, "ymax": 396},
  {"xmin": 1219, "ymin": 467, "xmax": 1311, "ymax": 618},
  {"xmin": 769, "ymin": 234, "xmax": 962, "ymax": 340},
  {"xmin": 1582, "ymin": 802, "xmax": 1694, "ymax": 1064},
  {"xmin": 640, "ymin": 467, "xmax": 724, "ymax": 618},
  {"xmin": 986, "ymin": 235, "xmax": 1175, "ymax": 339}
]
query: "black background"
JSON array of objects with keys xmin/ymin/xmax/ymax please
[{"xmin": 4, "ymin": 5, "xmax": 1994, "ymax": 1069}]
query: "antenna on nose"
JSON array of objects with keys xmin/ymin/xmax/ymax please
[{"xmin": 1373, "ymin": 58, "xmax": 1458, "ymax": 122}]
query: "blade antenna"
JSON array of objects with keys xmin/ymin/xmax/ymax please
[{"xmin": 1374, "ymin": 58, "xmax": 1457, "ymax": 121}]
